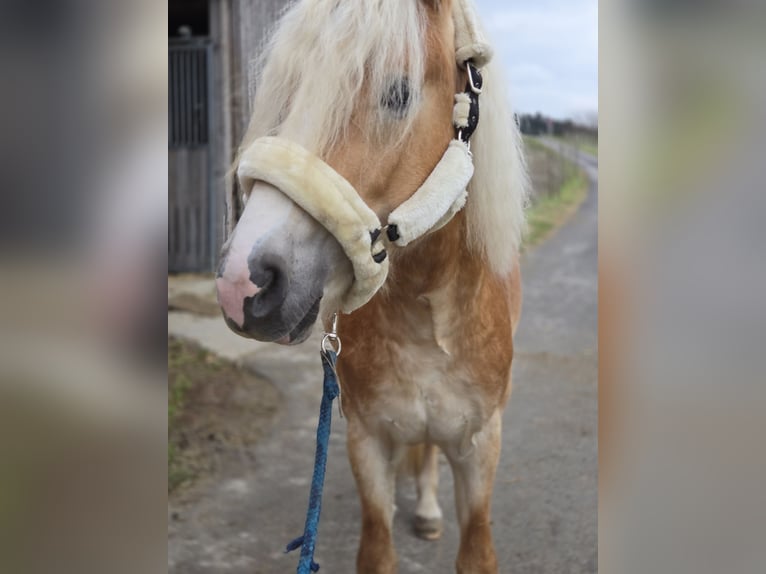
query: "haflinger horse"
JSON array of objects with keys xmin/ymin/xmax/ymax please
[{"xmin": 216, "ymin": 0, "xmax": 528, "ymax": 572}]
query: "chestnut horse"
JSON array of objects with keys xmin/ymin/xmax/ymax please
[{"xmin": 216, "ymin": 0, "xmax": 528, "ymax": 572}]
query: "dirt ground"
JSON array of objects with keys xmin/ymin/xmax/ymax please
[{"xmin": 168, "ymin": 338, "xmax": 281, "ymax": 502}]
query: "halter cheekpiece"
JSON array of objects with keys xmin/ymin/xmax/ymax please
[{"xmin": 234, "ymin": 0, "xmax": 493, "ymax": 313}]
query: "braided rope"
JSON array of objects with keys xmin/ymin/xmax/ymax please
[{"xmin": 285, "ymin": 350, "xmax": 340, "ymax": 573}]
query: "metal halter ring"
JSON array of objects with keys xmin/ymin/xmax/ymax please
[
  {"xmin": 321, "ymin": 333, "xmax": 342, "ymax": 356},
  {"xmin": 321, "ymin": 313, "xmax": 342, "ymax": 356}
]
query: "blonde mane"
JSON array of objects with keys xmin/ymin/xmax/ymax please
[
  {"xmin": 466, "ymin": 56, "xmax": 529, "ymax": 274},
  {"xmin": 239, "ymin": 0, "xmax": 528, "ymax": 275}
]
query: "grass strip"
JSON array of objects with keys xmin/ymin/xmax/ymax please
[{"xmin": 524, "ymin": 167, "xmax": 589, "ymax": 248}]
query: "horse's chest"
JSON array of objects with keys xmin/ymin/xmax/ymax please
[{"xmin": 368, "ymin": 344, "xmax": 486, "ymax": 447}]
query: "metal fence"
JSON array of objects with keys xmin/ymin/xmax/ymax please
[
  {"xmin": 169, "ymin": 41, "xmax": 210, "ymax": 148},
  {"xmin": 169, "ymin": 40, "xmax": 214, "ymax": 272}
]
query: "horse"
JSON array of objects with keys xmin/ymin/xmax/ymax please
[{"xmin": 215, "ymin": 0, "xmax": 528, "ymax": 572}]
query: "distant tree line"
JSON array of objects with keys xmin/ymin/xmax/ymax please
[{"xmin": 516, "ymin": 112, "xmax": 598, "ymax": 139}]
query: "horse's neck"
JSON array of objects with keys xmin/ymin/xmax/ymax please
[
  {"xmin": 389, "ymin": 211, "xmax": 479, "ymax": 301},
  {"xmin": 355, "ymin": 211, "xmax": 487, "ymax": 353},
  {"xmin": 341, "ymin": 211, "xmax": 507, "ymax": 355}
]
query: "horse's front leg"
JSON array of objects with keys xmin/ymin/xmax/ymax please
[
  {"xmin": 445, "ymin": 411, "xmax": 503, "ymax": 574},
  {"xmin": 413, "ymin": 443, "xmax": 443, "ymax": 540},
  {"xmin": 347, "ymin": 417, "xmax": 402, "ymax": 574}
]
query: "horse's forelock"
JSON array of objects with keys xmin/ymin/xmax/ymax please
[{"xmin": 241, "ymin": 0, "xmax": 429, "ymax": 157}]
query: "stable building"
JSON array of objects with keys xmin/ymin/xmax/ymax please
[{"xmin": 169, "ymin": 0, "xmax": 285, "ymax": 272}]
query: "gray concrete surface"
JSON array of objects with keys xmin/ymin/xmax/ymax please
[{"xmin": 168, "ymin": 142, "xmax": 598, "ymax": 573}]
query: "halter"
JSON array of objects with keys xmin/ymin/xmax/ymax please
[{"xmin": 234, "ymin": 0, "xmax": 492, "ymax": 313}]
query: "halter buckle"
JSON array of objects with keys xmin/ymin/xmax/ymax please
[{"xmin": 370, "ymin": 227, "xmax": 388, "ymax": 263}]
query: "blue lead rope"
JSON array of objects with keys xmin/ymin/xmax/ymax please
[{"xmin": 285, "ymin": 350, "xmax": 340, "ymax": 573}]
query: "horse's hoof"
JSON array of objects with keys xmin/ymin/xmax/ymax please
[{"xmin": 413, "ymin": 515, "xmax": 443, "ymax": 540}]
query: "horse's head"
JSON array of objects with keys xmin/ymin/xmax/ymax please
[{"xmin": 217, "ymin": 0, "xmax": 462, "ymax": 344}]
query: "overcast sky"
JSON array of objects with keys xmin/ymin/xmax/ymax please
[{"xmin": 473, "ymin": 0, "xmax": 598, "ymax": 119}]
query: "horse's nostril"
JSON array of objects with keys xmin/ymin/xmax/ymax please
[
  {"xmin": 249, "ymin": 261, "xmax": 289, "ymax": 318},
  {"xmin": 259, "ymin": 267, "xmax": 275, "ymax": 291}
]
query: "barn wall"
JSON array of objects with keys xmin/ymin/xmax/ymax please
[
  {"xmin": 208, "ymin": 0, "xmax": 233, "ymax": 269},
  {"xmin": 169, "ymin": 147, "xmax": 210, "ymax": 272},
  {"xmin": 230, "ymin": 0, "xmax": 289, "ymax": 145},
  {"xmin": 169, "ymin": 0, "xmax": 288, "ymax": 272},
  {"xmin": 207, "ymin": 0, "xmax": 289, "ymax": 266}
]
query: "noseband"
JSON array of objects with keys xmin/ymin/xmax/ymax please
[{"xmin": 235, "ymin": 0, "xmax": 492, "ymax": 313}]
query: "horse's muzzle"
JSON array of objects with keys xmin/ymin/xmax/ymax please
[{"xmin": 216, "ymin": 247, "xmax": 323, "ymax": 345}]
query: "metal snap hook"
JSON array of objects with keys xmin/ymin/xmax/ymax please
[
  {"xmin": 321, "ymin": 313, "xmax": 342, "ymax": 356},
  {"xmin": 466, "ymin": 61, "xmax": 483, "ymax": 94}
]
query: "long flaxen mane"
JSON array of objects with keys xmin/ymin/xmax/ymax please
[{"xmin": 239, "ymin": 0, "xmax": 528, "ymax": 275}]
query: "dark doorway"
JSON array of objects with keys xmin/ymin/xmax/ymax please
[{"xmin": 169, "ymin": 0, "xmax": 210, "ymax": 38}]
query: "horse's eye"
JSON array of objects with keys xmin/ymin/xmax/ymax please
[{"xmin": 382, "ymin": 79, "xmax": 411, "ymax": 116}]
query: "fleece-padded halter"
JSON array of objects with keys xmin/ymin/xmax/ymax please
[
  {"xmin": 453, "ymin": 0, "xmax": 493, "ymax": 68},
  {"xmin": 233, "ymin": 0, "xmax": 492, "ymax": 313},
  {"xmin": 238, "ymin": 137, "xmax": 389, "ymax": 314}
]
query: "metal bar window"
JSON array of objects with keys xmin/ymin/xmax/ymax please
[{"xmin": 169, "ymin": 43, "xmax": 210, "ymax": 148}]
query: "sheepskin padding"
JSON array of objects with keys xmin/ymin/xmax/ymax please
[
  {"xmin": 237, "ymin": 137, "xmax": 475, "ymax": 309},
  {"xmin": 237, "ymin": 137, "xmax": 388, "ymax": 313},
  {"xmin": 387, "ymin": 140, "xmax": 474, "ymax": 247},
  {"xmin": 453, "ymin": 93, "xmax": 472, "ymax": 128},
  {"xmin": 453, "ymin": 0, "xmax": 493, "ymax": 67}
]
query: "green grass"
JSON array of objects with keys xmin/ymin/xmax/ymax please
[
  {"xmin": 525, "ymin": 168, "xmax": 588, "ymax": 247},
  {"xmin": 168, "ymin": 370, "xmax": 193, "ymax": 491},
  {"xmin": 556, "ymin": 134, "xmax": 598, "ymax": 157},
  {"xmin": 168, "ymin": 443, "xmax": 195, "ymax": 492},
  {"xmin": 168, "ymin": 338, "xmax": 203, "ymax": 492},
  {"xmin": 577, "ymin": 140, "xmax": 598, "ymax": 157},
  {"xmin": 522, "ymin": 135, "xmax": 590, "ymax": 247},
  {"xmin": 168, "ymin": 337, "xmax": 251, "ymax": 493},
  {"xmin": 168, "ymin": 373, "xmax": 191, "ymax": 423},
  {"xmin": 523, "ymin": 135, "xmax": 548, "ymax": 153}
]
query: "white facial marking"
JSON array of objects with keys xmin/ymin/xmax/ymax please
[
  {"xmin": 217, "ymin": 184, "xmax": 292, "ymax": 327},
  {"xmin": 218, "ymin": 180, "xmax": 353, "ymax": 341}
]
